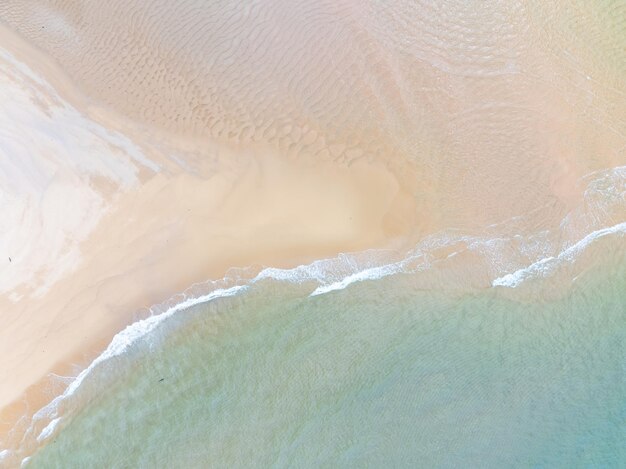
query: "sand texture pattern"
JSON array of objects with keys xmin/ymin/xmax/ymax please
[{"xmin": 0, "ymin": 0, "xmax": 625, "ymax": 458}]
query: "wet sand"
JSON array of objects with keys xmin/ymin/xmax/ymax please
[
  {"xmin": 1, "ymin": 0, "xmax": 625, "ymax": 452},
  {"xmin": 0, "ymin": 24, "xmax": 414, "ymax": 441}
]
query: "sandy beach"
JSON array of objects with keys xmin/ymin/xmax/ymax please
[
  {"xmin": 0, "ymin": 24, "xmax": 416, "ymax": 441},
  {"xmin": 1, "ymin": 0, "xmax": 624, "ymax": 461}
]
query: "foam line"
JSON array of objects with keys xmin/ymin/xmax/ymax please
[
  {"xmin": 310, "ymin": 261, "xmax": 409, "ymax": 296},
  {"xmin": 4, "ymin": 162, "xmax": 624, "ymax": 462},
  {"xmin": 493, "ymin": 222, "xmax": 626, "ymax": 288},
  {"xmin": 31, "ymin": 285, "xmax": 248, "ymax": 444},
  {"xmin": 36, "ymin": 419, "xmax": 60, "ymax": 443}
]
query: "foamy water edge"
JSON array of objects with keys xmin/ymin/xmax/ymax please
[{"xmin": 2, "ymin": 166, "xmax": 624, "ymax": 467}]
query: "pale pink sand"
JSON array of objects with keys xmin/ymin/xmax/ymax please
[{"xmin": 1, "ymin": 0, "xmax": 624, "ymax": 446}]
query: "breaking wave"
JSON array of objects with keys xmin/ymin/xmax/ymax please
[{"xmin": 2, "ymin": 165, "xmax": 624, "ymax": 467}]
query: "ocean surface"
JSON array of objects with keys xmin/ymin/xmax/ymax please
[
  {"xmin": 10, "ymin": 188, "xmax": 626, "ymax": 467},
  {"xmin": 0, "ymin": 1, "xmax": 624, "ymax": 467}
]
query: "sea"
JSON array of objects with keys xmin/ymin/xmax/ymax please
[{"xmin": 5, "ymin": 167, "xmax": 625, "ymax": 468}]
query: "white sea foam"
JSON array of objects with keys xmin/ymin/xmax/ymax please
[
  {"xmin": 10, "ymin": 254, "xmax": 418, "ymax": 459},
  {"xmin": 8, "ymin": 217, "xmax": 624, "ymax": 462},
  {"xmin": 310, "ymin": 258, "xmax": 414, "ymax": 296},
  {"xmin": 68, "ymin": 285, "xmax": 247, "ymax": 393},
  {"xmin": 36, "ymin": 419, "xmax": 60, "ymax": 444},
  {"xmin": 25, "ymin": 284, "xmax": 247, "ymax": 452},
  {"xmin": 493, "ymin": 222, "xmax": 626, "ymax": 288},
  {"xmin": 5, "ymin": 165, "xmax": 625, "ymax": 465}
]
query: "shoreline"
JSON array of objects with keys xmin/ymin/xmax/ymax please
[
  {"xmin": 0, "ymin": 25, "xmax": 418, "ymax": 447},
  {"xmin": 3, "ymin": 207, "xmax": 625, "ymax": 463},
  {"xmin": 1, "ymin": 2, "xmax": 625, "ymax": 463},
  {"xmin": 0, "ymin": 149, "xmax": 413, "ymax": 441}
]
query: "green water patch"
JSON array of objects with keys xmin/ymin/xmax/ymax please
[{"xmin": 29, "ymin": 255, "xmax": 625, "ymax": 468}]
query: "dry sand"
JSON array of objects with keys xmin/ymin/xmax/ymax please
[
  {"xmin": 1, "ymin": 0, "xmax": 625, "ymax": 449},
  {"xmin": 0, "ymin": 25, "xmax": 414, "ymax": 440}
]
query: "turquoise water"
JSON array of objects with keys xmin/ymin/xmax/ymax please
[{"xmin": 24, "ymin": 237, "xmax": 625, "ymax": 468}]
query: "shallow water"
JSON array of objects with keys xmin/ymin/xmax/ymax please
[
  {"xmin": 0, "ymin": 1, "xmax": 624, "ymax": 467},
  {"xmin": 24, "ymin": 237, "xmax": 625, "ymax": 468}
]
